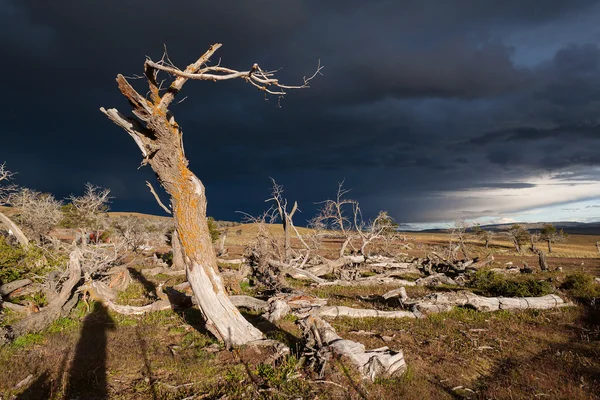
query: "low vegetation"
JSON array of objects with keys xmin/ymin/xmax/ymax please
[{"xmin": 469, "ymin": 270, "xmax": 555, "ymax": 297}]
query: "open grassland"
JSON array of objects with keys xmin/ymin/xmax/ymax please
[{"xmin": 1, "ymin": 224, "xmax": 599, "ymax": 399}]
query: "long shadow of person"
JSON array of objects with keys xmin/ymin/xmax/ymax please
[{"xmin": 65, "ymin": 302, "xmax": 115, "ymax": 400}]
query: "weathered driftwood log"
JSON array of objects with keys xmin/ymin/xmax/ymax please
[
  {"xmin": 317, "ymin": 306, "xmax": 416, "ymax": 319},
  {"xmin": 0, "ymin": 279, "xmax": 32, "ymax": 296},
  {"xmin": 408, "ymin": 291, "xmax": 567, "ymax": 315},
  {"xmin": 103, "ymin": 297, "xmax": 171, "ymax": 315},
  {"xmin": 300, "ymin": 315, "xmax": 407, "ymax": 381},
  {"xmin": 10, "ymin": 250, "xmax": 82, "ymax": 336},
  {"xmin": 0, "ymin": 211, "xmax": 29, "ymax": 248}
]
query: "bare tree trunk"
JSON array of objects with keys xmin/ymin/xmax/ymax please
[
  {"xmin": 217, "ymin": 233, "xmax": 227, "ymax": 257},
  {"xmin": 459, "ymin": 238, "xmax": 470, "ymax": 259},
  {"xmin": 283, "ymin": 215, "xmax": 291, "ymax": 263},
  {"xmin": 547, "ymin": 239, "xmax": 552, "ymax": 253},
  {"xmin": 0, "ymin": 211, "xmax": 29, "ymax": 248},
  {"xmin": 538, "ymin": 249, "xmax": 549, "ymax": 271},
  {"xmin": 512, "ymin": 239, "xmax": 521, "ymax": 254},
  {"xmin": 102, "ymin": 56, "xmax": 265, "ymax": 345}
]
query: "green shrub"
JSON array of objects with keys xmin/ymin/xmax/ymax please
[
  {"xmin": 58, "ymin": 203, "xmax": 80, "ymax": 228},
  {"xmin": 0, "ymin": 236, "xmax": 65, "ymax": 284},
  {"xmin": 207, "ymin": 216, "xmax": 220, "ymax": 242},
  {"xmin": 561, "ymin": 273, "xmax": 600, "ymax": 301},
  {"xmin": 0, "ymin": 236, "xmax": 27, "ymax": 282},
  {"xmin": 470, "ymin": 270, "xmax": 554, "ymax": 297}
]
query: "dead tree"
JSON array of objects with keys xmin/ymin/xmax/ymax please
[
  {"xmin": 101, "ymin": 43, "xmax": 321, "ymax": 346},
  {"xmin": 6, "ymin": 189, "xmax": 62, "ymax": 244},
  {"xmin": 66, "ymin": 183, "xmax": 112, "ymax": 243},
  {"xmin": 265, "ymin": 178, "xmax": 303, "ymax": 263},
  {"xmin": 472, "ymin": 224, "xmax": 493, "ymax": 249},
  {"xmin": 313, "ymin": 182, "xmax": 357, "ymax": 257},
  {"xmin": 448, "ymin": 220, "xmax": 470, "ymax": 260},
  {"xmin": 506, "ymin": 225, "xmax": 528, "ymax": 254},
  {"xmin": 313, "ymin": 182, "xmax": 393, "ymax": 258}
]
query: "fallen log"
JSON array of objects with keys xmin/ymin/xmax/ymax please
[
  {"xmin": 317, "ymin": 306, "xmax": 416, "ymax": 319},
  {"xmin": 0, "ymin": 300, "xmax": 29, "ymax": 313},
  {"xmin": 300, "ymin": 315, "xmax": 407, "ymax": 381},
  {"xmin": 0, "ymin": 279, "xmax": 32, "ymax": 296},
  {"xmin": 408, "ymin": 291, "xmax": 567, "ymax": 315}
]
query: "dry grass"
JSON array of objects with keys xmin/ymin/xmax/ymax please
[{"xmin": 1, "ymin": 227, "xmax": 599, "ymax": 399}]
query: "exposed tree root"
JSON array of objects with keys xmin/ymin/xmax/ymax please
[{"xmin": 9, "ymin": 249, "xmax": 82, "ymax": 337}]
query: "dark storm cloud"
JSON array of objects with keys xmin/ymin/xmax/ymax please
[{"xmin": 1, "ymin": 0, "xmax": 600, "ymax": 224}]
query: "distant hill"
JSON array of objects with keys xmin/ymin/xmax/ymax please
[{"xmin": 421, "ymin": 221, "xmax": 600, "ymax": 235}]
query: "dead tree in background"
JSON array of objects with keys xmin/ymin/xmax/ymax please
[
  {"xmin": 506, "ymin": 224, "xmax": 529, "ymax": 254},
  {"xmin": 266, "ymin": 178, "xmax": 301, "ymax": 263},
  {"xmin": 7, "ymin": 189, "xmax": 62, "ymax": 244},
  {"xmin": 472, "ymin": 224, "xmax": 493, "ymax": 249},
  {"xmin": 101, "ymin": 43, "xmax": 321, "ymax": 345},
  {"xmin": 449, "ymin": 220, "xmax": 470, "ymax": 260}
]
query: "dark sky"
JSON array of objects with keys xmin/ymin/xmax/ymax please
[{"xmin": 2, "ymin": 0, "xmax": 600, "ymax": 228}]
